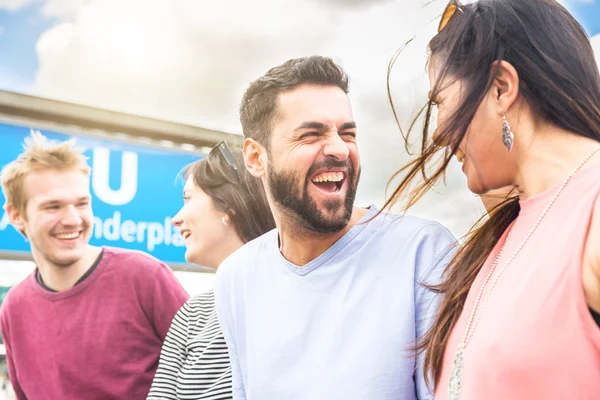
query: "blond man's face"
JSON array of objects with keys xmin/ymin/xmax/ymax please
[{"xmin": 8, "ymin": 168, "xmax": 94, "ymax": 268}]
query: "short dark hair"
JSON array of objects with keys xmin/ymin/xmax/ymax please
[
  {"xmin": 182, "ymin": 146, "xmax": 275, "ymax": 243},
  {"xmin": 239, "ymin": 56, "xmax": 349, "ymax": 147}
]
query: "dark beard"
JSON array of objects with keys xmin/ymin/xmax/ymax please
[{"xmin": 267, "ymin": 156, "xmax": 360, "ymax": 234}]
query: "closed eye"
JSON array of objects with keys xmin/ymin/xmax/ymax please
[{"xmin": 299, "ymin": 132, "xmax": 321, "ymax": 140}]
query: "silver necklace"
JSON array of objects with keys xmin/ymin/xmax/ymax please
[{"xmin": 448, "ymin": 146, "xmax": 600, "ymax": 400}]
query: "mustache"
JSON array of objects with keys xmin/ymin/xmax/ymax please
[{"xmin": 305, "ymin": 158, "xmax": 354, "ymax": 180}]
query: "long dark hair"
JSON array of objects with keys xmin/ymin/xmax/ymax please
[{"xmin": 385, "ymin": 0, "xmax": 600, "ymax": 387}]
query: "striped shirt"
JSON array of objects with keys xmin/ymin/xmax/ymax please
[{"xmin": 147, "ymin": 290, "xmax": 232, "ymax": 400}]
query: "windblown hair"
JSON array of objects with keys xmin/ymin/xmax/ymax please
[{"xmin": 385, "ymin": 0, "xmax": 600, "ymax": 386}]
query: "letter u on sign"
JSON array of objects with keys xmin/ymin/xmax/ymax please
[{"xmin": 92, "ymin": 147, "xmax": 138, "ymax": 206}]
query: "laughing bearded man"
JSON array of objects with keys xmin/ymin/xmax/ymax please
[{"xmin": 214, "ymin": 56, "xmax": 457, "ymax": 400}]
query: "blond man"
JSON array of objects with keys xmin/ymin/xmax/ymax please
[{"xmin": 0, "ymin": 132, "xmax": 189, "ymax": 400}]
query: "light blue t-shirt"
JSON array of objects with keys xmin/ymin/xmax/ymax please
[{"xmin": 215, "ymin": 206, "xmax": 456, "ymax": 400}]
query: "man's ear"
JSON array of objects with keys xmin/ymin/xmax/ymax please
[
  {"xmin": 243, "ymin": 138, "xmax": 267, "ymax": 178},
  {"xmin": 6, "ymin": 203, "xmax": 28, "ymax": 238}
]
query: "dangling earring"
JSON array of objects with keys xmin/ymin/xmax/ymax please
[
  {"xmin": 221, "ymin": 216, "xmax": 230, "ymax": 226},
  {"xmin": 501, "ymin": 110, "xmax": 514, "ymax": 152}
]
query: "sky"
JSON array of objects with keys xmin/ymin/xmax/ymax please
[{"xmin": 0, "ymin": 0, "xmax": 599, "ymax": 240}]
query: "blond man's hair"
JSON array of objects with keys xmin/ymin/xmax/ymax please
[{"xmin": 1, "ymin": 130, "xmax": 91, "ymax": 216}]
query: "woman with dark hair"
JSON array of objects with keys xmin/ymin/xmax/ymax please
[
  {"xmin": 147, "ymin": 143, "xmax": 275, "ymax": 400},
  {"xmin": 386, "ymin": 0, "xmax": 600, "ymax": 399}
]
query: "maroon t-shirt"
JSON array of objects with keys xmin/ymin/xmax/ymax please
[{"xmin": 0, "ymin": 246, "xmax": 189, "ymax": 400}]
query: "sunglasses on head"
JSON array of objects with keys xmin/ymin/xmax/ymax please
[
  {"xmin": 438, "ymin": 1, "xmax": 462, "ymax": 33},
  {"xmin": 210, "ymin": 141, "xmax": 238, "ymax": 171}
]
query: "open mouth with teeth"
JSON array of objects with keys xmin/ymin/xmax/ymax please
[
  {"xmin": 456, "ymin": 149, "xmax": 465, "ymax": 163},
  {"xmin": 182, "ymin": 230, "xmax": 191, "ymax": 240},
  {"xmin": 311, "ymin": 171, "xmax": 345, "ymax": 193},
  {"xmin": 54, "ymin": 232, "xmax": 81, "ymax": 241}
]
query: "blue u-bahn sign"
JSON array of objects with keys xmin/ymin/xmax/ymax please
[{"xmin": 0, "ymin": 122, "xmax": 202, "ymax": 265}]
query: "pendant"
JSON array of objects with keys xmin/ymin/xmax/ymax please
[
  {"xmin": 448, "ymin": 347, "xmax": 465, "ymax": 400},
  {"xmin": 502, "ymin": 118, "xmax": 514, "ymax": 152}
]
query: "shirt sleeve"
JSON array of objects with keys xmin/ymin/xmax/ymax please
[
  {"xmin": 214, "ymin": 262, "xmax": 247, "ymax": 400},
  {"xmin": 148, "ymin": 262, "xmax": 190, "ymax": 340},
  {"xmin": 413, "ymin": 223, "xmax": 457, "ymax": 400},
  {"xmin": 146, "ymin": 301, "xmax": 190, "ymax": 400},
  {"xmin": 1, "ymin": 308, "xmax": 27, "ymax": 400}
]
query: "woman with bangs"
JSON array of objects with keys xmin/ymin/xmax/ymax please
[{"xmin": 386, "ymin": 0, "xmax": 600, "ymax": 399}]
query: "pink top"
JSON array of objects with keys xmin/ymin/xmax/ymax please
[{"xmin": 435, "ymin": 163, "xmax": 600, "ymax": 400}]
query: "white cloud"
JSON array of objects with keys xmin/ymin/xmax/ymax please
[
  {"xmin": 35, "ymin": 0, "xmax": 337, "ymax": 132},
  {"xmin": 0, "ymin": 0, "xmax": 38, "ymax": 11},
  {"xmin": 32, "ymin": 0, "xmax": 484, "ymax": 238},
  {"xmin": 40, "ymin": 0, "xmax": 86, "ymax": 20},
  {"xmin": 592, "ymin": 33, "xmax": 600, "ymax": 65},
  {"xmin": 558, "ymin": 0, "xmax": 595, "ymax": 9},
  {"xmin": 0, "ymin": 0, "xmax": 86, "ymax": 15}
]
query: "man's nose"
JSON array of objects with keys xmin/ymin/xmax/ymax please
[{"xmin": 323, "ymin": 134, "xmax": 350, "ymax": 161}]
